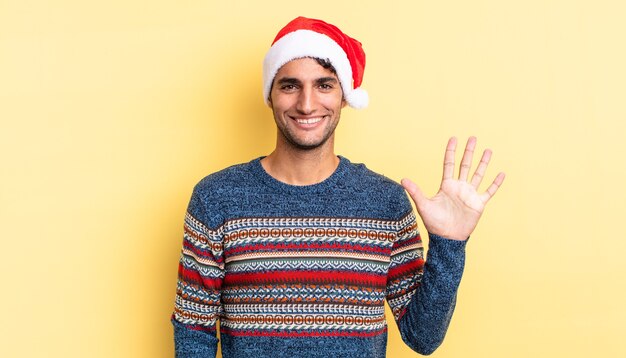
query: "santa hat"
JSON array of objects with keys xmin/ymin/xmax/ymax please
[{"xmin": 263, "ymin": 16, "xmax": 369, "ymax": 109}]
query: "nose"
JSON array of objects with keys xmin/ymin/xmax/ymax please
[{"xmin": 296, "ymin": 86, "xmax": 314, "ymax": 114}]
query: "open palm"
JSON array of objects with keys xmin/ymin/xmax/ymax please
[{"xmin": 401, "ymin": 137, "xmax": 505, "ymax": 241}]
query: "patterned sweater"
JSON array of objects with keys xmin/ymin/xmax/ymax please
[{"xmin": 172, "ymin": 156, "xmax": 466, "ymax": 357}]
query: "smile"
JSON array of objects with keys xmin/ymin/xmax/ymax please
[{"xmin": 294, "ymin": 117, "xmax": 323, "ymax": 125}]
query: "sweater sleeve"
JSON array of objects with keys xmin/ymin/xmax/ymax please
[
  {"xmin": 171, "ymin": 188, "xmax": 224, "ymax": 357},
  {"xmin": 386, "ymin": 213, "xmax": 466, "ymax": 355}
]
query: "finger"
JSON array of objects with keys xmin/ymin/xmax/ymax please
[
  {"xmin": 442, "ymin": 137, "xmax": 457, "ymax": 181},
  {"xmin": 480, "ymin": 172, "xmax": 506, "ymax": 203},
  {"xmin": 470, "ymin": 149, "xmax": 492, "ymax": 189},
  {"xmin": 401, "ymin": 178, "xmax": 427, "ymax": 208},
  {"xmin": 459, "ymin": 136, "xmax": 477, "ymax": 181}
]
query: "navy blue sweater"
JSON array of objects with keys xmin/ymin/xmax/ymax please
[{"xmin": 172, "ymin": 156, "xmax": 466, "ymax": 357}]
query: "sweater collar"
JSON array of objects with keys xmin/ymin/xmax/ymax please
[{"xmin": 250, "ymin": 155, "xmax": 350, "ymax": 194}]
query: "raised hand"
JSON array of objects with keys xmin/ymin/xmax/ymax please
[{"xmin": 401, "ymin": 137, "xmax": 505, "ymax": 241}]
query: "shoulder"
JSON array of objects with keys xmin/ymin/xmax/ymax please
[
  {"xmin": 187, "ymin": 159, "xmax": 259, "ymax": 228},
  {"xmin": 342, "ymin": 157, "xmax": 406, "ymax": 196},
  {"xmin": 340, "ymin": 157, "xmax": 413, "ymax": 220},
  {"xmin": 193, "ymin": 161, "xmax": 255, "ymax": 196}
]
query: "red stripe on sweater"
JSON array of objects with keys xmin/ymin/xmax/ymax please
[
  {"xmin": 225, "ymin": 242, "xmax": 390, "ymax": 256},
  {"xmin": 223, "ymin": 270, "xmax": 386, "ymax": 287},
  {"xmin": 179, "ymin": 265, "xmax": 222, "ymax": 288},
  {"xmin": 387, "ymin": 258, "xmax": 424, "ymax": 281}
]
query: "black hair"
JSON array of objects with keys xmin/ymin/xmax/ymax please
[{"xmin": 313, "ymin": 57, "xmax": 337, "ymax": 75}]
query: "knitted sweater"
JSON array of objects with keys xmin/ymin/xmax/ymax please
[{"xmin": 172, "ymin": 156, "xmax": 466, "ymax": 357}]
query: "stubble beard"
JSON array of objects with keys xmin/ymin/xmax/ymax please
[{"xmin": 274, "ymin": 113, "xmax": 340, "ymax": 151}]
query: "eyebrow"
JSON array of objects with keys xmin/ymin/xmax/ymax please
[
  {"xmin": 315, "ymin": 77, "xmax": 339, "ymax": 85},
  {"xmin": 276, "ymin": 77, "xmax": 302, "ymax": 86},
  {"xmin": 275, "ymin": 77, "xmax": 339, "ymax": 86}
]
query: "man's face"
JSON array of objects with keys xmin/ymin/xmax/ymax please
[{"xmin": 269, "ymin": 57, "xmax": 346, "ymax": 151}]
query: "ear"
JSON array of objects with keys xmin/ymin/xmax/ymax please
[{"xmin": 341, "ymin": 98, "xmax": 347, "ymax": 108}]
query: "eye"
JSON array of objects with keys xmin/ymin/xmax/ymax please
[
  {"xmin": 280, "ymin": 84, "xmax": 298, "ymax": 92},
  {"xmin": 318, "ymin": 83, "xmax": 334, "ymax": 91}
]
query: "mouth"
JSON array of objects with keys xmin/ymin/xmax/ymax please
[
  {"xmin": 289, "ymin": 116, "xmax": 327, "ymax": 130},
  {"xmin": 293, "ymin": 116, "xmax": 324, "ymax": 125}
]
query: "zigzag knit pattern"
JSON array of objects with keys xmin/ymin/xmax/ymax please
[{"xmin": 172, "ymin": 156, "xmax": 466, "ymax": 358}]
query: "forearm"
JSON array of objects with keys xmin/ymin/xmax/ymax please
[
  {"xmin": 172, "ymin": 318, "xmax": 218, "ymax": 358},
  {"xmin": 397, "ymin": 233, "xmax": 466, "ymax": 355},
  {"xmin": 171, "ymin": 274, "xmax": 221, "ymax": 357}
]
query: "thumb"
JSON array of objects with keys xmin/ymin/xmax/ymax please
[{"xmin": 401, "ymin": 178, "xmax": 427, "ymax": 208}]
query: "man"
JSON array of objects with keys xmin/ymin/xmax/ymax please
[{"xmin": 171, "ymin": 17, "xmax": 505, "ymax": 357}]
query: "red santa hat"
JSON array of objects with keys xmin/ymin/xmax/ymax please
[{"xmin": 263, "ymin": 16, "xmax": 369, "ymax": 109}]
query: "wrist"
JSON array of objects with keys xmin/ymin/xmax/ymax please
[{"xmin": 428, "ymin": 231, "xmax": 469, "ymax": 242}]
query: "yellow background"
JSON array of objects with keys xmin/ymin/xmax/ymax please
[{"xmin": 2, "ymin": 1, "xmax": 624, "ymax": 357}]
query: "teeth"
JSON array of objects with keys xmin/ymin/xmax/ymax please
[{"xmin": 296, "ymin": 117, "xmax": 322, "ymax": 124}]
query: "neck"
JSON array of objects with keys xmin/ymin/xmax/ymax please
[{"xmin": 261, "ymin": 138, "xmax": 339, "ymax": 186}]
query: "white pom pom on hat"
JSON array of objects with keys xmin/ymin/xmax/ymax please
[{"xmin": 263, "ymin": 16, "xmax": 369, "ymax": 109}]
